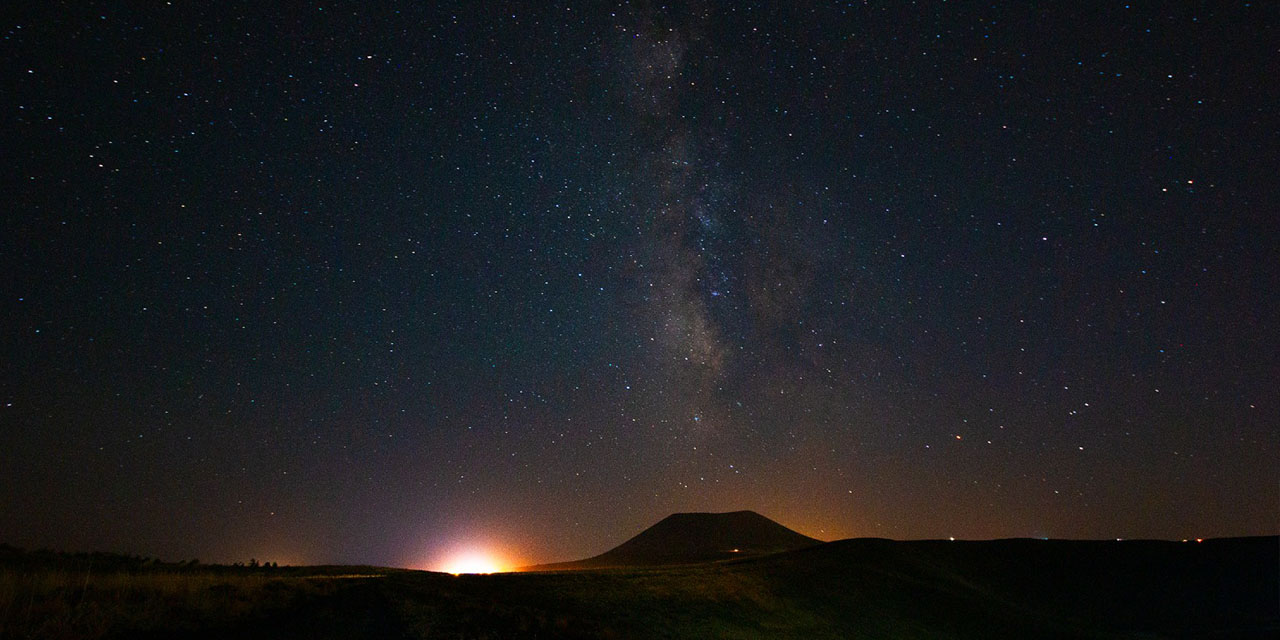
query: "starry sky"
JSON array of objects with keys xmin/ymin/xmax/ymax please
[{"xmin": 2, "ymin": 2, "xmax": 1276, "ymax": 569}]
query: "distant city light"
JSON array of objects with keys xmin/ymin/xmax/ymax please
[{"xmin": 441, "ymin": 551, "xmax": 508, "ymax": 575}]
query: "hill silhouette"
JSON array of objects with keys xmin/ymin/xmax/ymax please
[{"xmin": 523, "ymin": 510, "xmax": 820, "ymax": 570}]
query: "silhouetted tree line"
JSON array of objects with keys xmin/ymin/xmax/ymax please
[{"xmin": 0, "ymin": 543, "xmax": 281, "ymax": 573}]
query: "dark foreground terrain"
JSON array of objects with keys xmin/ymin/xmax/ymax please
[{"xmin": 2, "ymin": 537, "xmax": 1276, "ymax": 639}]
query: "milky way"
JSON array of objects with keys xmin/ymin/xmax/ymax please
[{"xmin": 2, "ymin": 3, "xmax": 1275, "ymax": 567}]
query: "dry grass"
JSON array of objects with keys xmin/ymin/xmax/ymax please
[{"xmin": 0, "ymin": 569, "xmax": 371, "ymax": 639}]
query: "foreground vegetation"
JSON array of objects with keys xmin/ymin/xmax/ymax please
[
  {"xmin": 2, "ymin": 538, "xmax": 1276, "ymax": 639},
  {"xmin": 384, "ymin": 537, "xmax": 1279, "ymax": 639},
  {"xmin": 0, "ymin": 546, "xmax": 390, "ymax": 639}
]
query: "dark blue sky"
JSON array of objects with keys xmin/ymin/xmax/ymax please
[{"xmin": 2, "ymin": 2, "xmax": 1275, "ymax": 568}]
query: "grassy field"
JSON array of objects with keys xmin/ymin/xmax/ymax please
[
  {"xmin": 0, "ymin": 568, "xmax": 388, "ymax": 639},
  {"xmin": 380, "ymin": 537, "xmax": 1280, "ymax": 639},
  {"xmin": 2, "ymin": 538, "xmax": 1276, "ymax": 639}
]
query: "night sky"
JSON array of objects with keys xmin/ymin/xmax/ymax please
[{"xmin": 3, "ymin": 2, "xmax": 1276, "ymax": 570}]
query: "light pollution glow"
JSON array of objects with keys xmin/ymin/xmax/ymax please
[{"xmin": 438, "ymin": 550, "xmax": 511, "ymax": 575}]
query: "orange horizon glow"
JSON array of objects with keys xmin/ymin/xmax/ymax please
[{"xmin": 437, "ymin": 549, "xmax": 513, "ymax": 575}]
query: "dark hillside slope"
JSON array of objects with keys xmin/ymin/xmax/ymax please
[
  {"xmin": 390, "ymin": 535, "xmax": 1278, "ymax": 639},
  {"xmin": 743, "ymin": 536, "xmax": 1280, "ymax": 638}
]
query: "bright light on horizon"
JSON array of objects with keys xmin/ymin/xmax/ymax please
[{"xmin": 439, "ymin": 550, "xmax": 508, "ymax": 575}]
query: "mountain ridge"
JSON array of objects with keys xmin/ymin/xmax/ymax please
[{"xmin": 522, "ymin": 510, "xmax": 820, "ymax": 571}]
